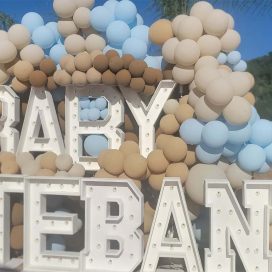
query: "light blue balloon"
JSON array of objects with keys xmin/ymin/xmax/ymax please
[
  {"xmin": 131, "ymin": 25, "xmax": 150, "ymax": 46},
  {"xmin": 47, "ymin": 235, "xmax": 66, "ymax": 251},
  {"xmin": 136, "ymin": 14, "xmax": 144, "ymax": 25},
  {"xmin": 115, "ymin": 0, "xmax": 137, "ymax": 24},
  {"xmin": 84, "ymin": 135, "xmax": 108, "ymax": 156},
  {"xmin": 104, "ymin": 0, "xmax": 118, "ymax": 17},
  {"xmin": 79, "ymin": 97, "xmax": 90, "ymax": 109},
  {"xmin": 88, "ymin": 108, "xmax": 100, "ymax": 121},
  {"xmin": 103, "ymin": 45, "xmax": 122, "ymax": 56},
  {"xmin": 222, "ymin": 143, "xmax": 242, "ymax": 158},
  {"xmin": 122, "ymin": 38, "xmax": 147, "ymax": 60},
  {"xmin": 227, "ymin": 51, "xmax": 241, "ymax": 65},
  {"xmin": 196, "ymin": 143, "xmax": 223, "ymax": 164},
  {"xmin": 238, "ymin": 144, "xmax": 266, "ymax": 172},
  {"xmin": 106, "ymin": 21, "xmax": 131, "ymax": 48},
  {"xmin": 49, "ymin": 44, "xmax": 67, "ymax": 64},
  {"xmin": 144, "ymin": 55, "xmax": 164, "ymax": 69},
  {"xmin": 89, "ymin": 100, "xmax": 96, "ymax": 109},
  {"xmin": 249, "ymin": 107, "xmax": 260, "ymax": 125},
  {"xmin": 249, "ymin": 119, "xmax": 272, "ymax": 147},
  {"xmin": 32, "ymin": 25, "xmax": 55, "ymax": 49},
  {"xmin": 217, "ymin": 52, "xmax": 227, "ymax": 64},
  {"xmin": 90, "ymin": 6, "xmax": 114, "ymax": 32},
  {"xmin": 257, "ymin": 162, "xmax": 271, "ymax": 173},
  {"xmin": 80, "ymin": 109, "xmax": 89, "ymax": 121},
  {"xmin": 265, "ymin": 143, "xmax": 272, "ymax": 164},
  {"xmin": 202, "ymin": 121, "xmax": 228, "ymax": 148},
  {"xmin": 95, "ymin": 97, "xmax": 107, "ymax": 110},
  {"xmin": 46, "ymin": 22, "xmax": 60, "ymax": 42},
  {"xmin": 100, "ymin": 109, "xmax": 108, "ymax": 119},
  {"xmin": 233, "ymin": 60, "xmax": 247, "ymax": 72},
  {"xmin": 179, "ymin": 119, "xmax": 204, "ymax": 145},
  {"xmin": 21, "ymin": 12, "xmax": 44, "ymax": 34},
  {"xmin": 227, "ymin": 123, "xmax": 251, "ymax": 145}
]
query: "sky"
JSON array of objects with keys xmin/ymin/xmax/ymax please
[{"xmin": 0, "ymin": 0, "xmax": 271, "ymax": 60}]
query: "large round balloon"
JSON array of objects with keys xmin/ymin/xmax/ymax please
[
  {"xmin": 227, "ymin": 122, "xmax": 251, "ymax": 145},
  {"xmin": 32, "ymin": 26, "xmax": 56, "ymax": 49},
  {"xmin": 49, "ymin": 44, "xmax": 67, "ymax": 64},
  {"xmin": 222, "ymin": 143, "xmax": 242, "ymax": 158},
  {"xmin": 122, "ymin": 38, "xmax": 147, "ymax": 60},
  {"xmin": 84, "ymin": 135, "xmax": 108, "ymax": 156},
  {"xmin": 90, "ymin": 6, "xmax": 114, "ymax": 32},
  {"xmin": 106, "ymin": 21, "xmax": 131, "ymax": 48},
  {"xmin": 115, "ymin": 0, "xmax": 137, "ymax": 24},
  {"xmin": 0, "ymin": 40, "xmax": 17, "ymax": 64},
  {"xmin": 250, "ymin": 119, "xmax": 272, "ymax": 148},
  {"xmin": 196, "ymin": 143, "xmax": 223, "ymax": 164},
  {"xmin": 131, "ymin": 25, "xmax": 150, "ymax": 46},
  {"xmin": 179, "ymin": 118, "xmax": 204, "ymax": 145},
  {"xmin": 46, "ymin": 22, "xmax": 61, "ymax": 42},
  {"xmin": 21, "ymin": 12, "xmax": 44, "ymax": 34},
  {"xmin": 8, "ymin": 24, "xmax": 31, "ymax": 50}
]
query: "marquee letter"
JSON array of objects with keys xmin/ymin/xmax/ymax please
[
  {"xmin": 205, "ymin": 180, "xmax": 272, "ymax": 272},
  {"xmin": 141, "ymin": 178, "xmax": 203, "ymax": 272},
  {"xmin": 81, "ymin": 178, "xmax": 143, "ymax": 272}
]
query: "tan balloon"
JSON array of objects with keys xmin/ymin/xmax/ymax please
[
  {"xmin": 174, "ymin": 39, "xmax": 200, "ymax": 67},
  {"xmin": 203, "ymin": 9, "xmax": 229, "ymax": 37},
  {"xmin": 175, "ymin": 103, "xmax": 194, "ymax": 123},
  {"xmin": 195, "ymin": 96, "xmax": 222, "ymax": 122},
  {"xmin": 243, "ymin": 92, "xmax": 256, "ymax": 106},
  {"xmin": 85, "ymin": 34, "xmax": 106, "ymax": 53},
  {"xmin": 197, "ymin": 35, "xmax": 221, "ymax": 57},
  {"xmin": 223, "ymin": 96, "xmax": 251, "ymax": 125},
  {"xmin": 229, "ymin": 71, "xmax": 255, "ymax": 96},
  {"xmin": 163, "ymin": 99, "xmax": 179, "ymax": 114},
  {"xmin": 75, "ymin": 0, "xmax": 95, "ymax": 8},
  {"xmin": 0, "ymin": 65, "xmax": 9, "ymax": 84},
  {"xmin": 172, "ymin": 14, "xmax": 187, "ymax": 37},
  {"xmin": 226, "ymin": 163, "xmax": 252, "ymax": 189},
  {"xmin": 166, "ymin": 162, "xmax": 189, "ymax": 184},
  {"xmin": 72, "ymin": 70, "xmax": 87, "ymax": 85},
  {"xmin": 160, "ymin": 114, "xmax": 179, "ymax": 135},
  {"xmin": 103, "ymin": 150, "xmax": 124, "ymax": 176},
  {"xmin": 221, "ymin": 29, "xmax": 241, "ymax": 52},
  {"xmin": 8, "ymin": 24, "xmax": 31, "ymax": 50},
  {"xmin": 194, "ymin": 67, "xmax": 220, "ymax": 93},
  {"xmin": 0, "ymin": 40, "xmax": 17, "ymax": 64},
  {"xmin": 190, "ymin": 1, "xmax": 214, "ymax": 23},
  {"xmin": 86, "ymin": 67, "xmax": 102, "ymax": 84},
  {"xmin": 162, "ymin": 136, "xmax": 187, "ymax": 163},
  {"xmin": 75, "ymin": 51, "xmax": 92, "ymax": 72},
  {"xmin": 147, "ymin": 150, "xmax": 169, "ymax": 174},
  {"xmin": 73, "ymin": 7, "xmax": 91, "ymax": 29},
  {"xmin": 14, "ymin": 60, "xmax": 34, "ymax": 82},
  {"xmin": 149, "ymin": 19, "xmax": 173, "ymax": 45},
  {"xmin": 58, "ymin": 19, "xmax": 79, "ymax": 37},
  {"xmin": 0, "ymin": 30, "xmax": 8, "ymax": 41},
  {"xmin": 186, "ymin": 164, "xmax": 226, "ymax": 205},
  {"xmin": 172, "ymin": 66, "xmax": 195, "ymax": 85},
  {"xmin": 156, "ymin": 134, "xmax": 172, "ymax": 149},
  {"xmin": 206, "ymin": 77, "xmax": 234, "ymax": 106},
  {"xmin": 162, "ymin": 37, "xmax": 179, "ymax": 64},
  {"xmin": 195, "ymin": 56, "xmax": 219, "ymax": 71},
  {"xmin": 188, "ymin": 86, "xmax": 203, "ymax": 107},
  {"xmin": 53, "ymin": 0, "xmax": 77, "ymax": 18},
  {"xmin": 64, "ymin": 34, "xmax": 85, "ymax": 55},
  {"xmin": 119, "ymin": 141, "xmax": 140, "ymax": 156},
  {"xmin": 20, "ymin": 44, "xmax": 45, "ymax": 67},
  {"xmin": 124, "ymin": 153, "xmax": 147, "ymax": 179},
  {"xmin": 217, "ymin": 159, "xmax": 229, "ymax": 173},
  {"xmin": 184, "ymin": 149, "xmax": 197, "ymax": 167},
  {"xmin": 148, "ymin": 173, "xmax": 165, "ymax": 191},
  {"xmin": 53, "ymin": 70, "xmax": 72, "ymax": 86},
  {"xmin": 177, "ymin": 16, "xmax": 203, "ymax": 41},
  {"xmin": 179, "ymin": 94, "xmax": 189, "ymax": 104}
]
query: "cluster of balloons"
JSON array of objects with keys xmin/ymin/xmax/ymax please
[
  {"xmin": 217, "ymin": 50, "xmax": 247, "ymax": 72},
  {"xmin": 80, "ymin": 96, "xmax": 108, "ymax": 121}
]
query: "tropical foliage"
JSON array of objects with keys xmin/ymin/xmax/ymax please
[{"xmin": 0, "ymin": 12, "xmax": 15, "ymax": 31}]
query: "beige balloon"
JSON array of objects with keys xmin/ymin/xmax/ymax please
[
  {"xmin": 20, "ymin": 44, "xmax": 44, "ymax": 67},
  {"xmin": 190, "ymin": 1, "xmax": 214, "ymax": 23},
  {"xmin": 73, "ymin": 7, "xmax": 91, "ymax": 29},
  {"xmin": 0, "ymin": 40, "xmax": 17, "ymax": 64},
  {"xmin": 58, "ymin": 18, "xmax": 79, "ymax": 37},
  {"xmin": 206, "ymin": 77, "xmax": 234, "ymax": 106},
  {"xmin": 217, "ymin": 159, "xmax": 229, "ymax": 173},
  {"xmin": 228, "ymin": 14, "xmax": 235, "ymax": 29},
  {"xmin": 221, "ymin": 29, "xmax": 241, "ymax": 52},
  {"xmin": 195, "ymin": 96, "xmax": 222, "ymax": 122},
  {"xmin": 172, "ymin": 65, "xmax": 195, "ymax": 85},
  {"xmin": 226, "ymin": 163, "xmax": 252, "ymax": 189},
  {"xmin": 195, "ymin": 56, "xmax": 219, "ymax": 71},
  {"xmin": 8, "ymin": 24, "xmax": 31, "ymax": 50},
  {"xmin": 162, "ymin": 37, "xmax": 179, "ymax": 64},
  {"xmin": 177, "ymin": 16, "xmax": 203, "ymax": 41},
  {"xmin": 64, "ymin": 34, "xmax": 85, "ymax": 55},
  {"xmin": 0, "ymin": 64, "xmax": 10, "ymax": 84},
  {"xmin": 163, "ymin": 99, "xmax": 179, "ymax": 114},
  {"xmin": 197, "ymin": 35, "xmax": 221, "ymax": 57},
  {"xmin": 0, "ymin": 30, "xmax": 8, "ymax": 41},
  {"xmin": 174, "ymin": 39, "xmax": 200, "ymax": 67},
  {"xmin": 229, "ymin": 71, "xmax": 255, "ymax": 96},
  {"xmin": 172, "ymin": 14, "xmax": 188, "ymax": 37},
  {"xmin": 223, "ymin": 96, "xmax": 251, "ymax": 125},
  {"xmin": 53, "ymin": 0, "xmax": 77, "ymax": 18},
  {"xmin": 203, "ymin": 9, "xmax": 229, "ymax": 37},
  {"xmin": 194, "ymin": 67, "xmax": 220, "ymax": 93},
  {"xmin": 186, "ymin": 164, "xmax": 226, "ymax": 205},
  {"xmin": 85, "ymin": 34, "xmax": 106, "ymax": 53},
  {"xmin": 75, "ymin": 0, "xmax": 94, "ymax": 8},
  {"xmin": 188, "ymin": 87, "xmax": 203, "ymax": 108}
]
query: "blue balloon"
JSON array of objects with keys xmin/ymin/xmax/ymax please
[
  {"xmin": 179, "ymin": 118, "xmax": 204, "ymax": 145},
  {"xmin": 79, "ymin": 97, "xmax": 90, "ymax": 109},
  {"xmin": 115, "ymin": 0, "xmax": 137, "ymax": 24},
  {"xmin": 49, "ymin": 44, "xmax": 67, "ymax": 64},
  {"xmin": 84, "ymin": 135, "xmax": 108, "ymax": 156},
  {"xmin": 46, "ymin": 22, "xmax": 60, "ymax": 43},
  {"xmin": 80, "ymin": 109, "xmax": 89, "ymax": 121},
  {"xmin": 249, "ymin": 119, "xmax": 272, "ymax": 147},
  {"xmin": 227, "ymin": 51, "xmax": 241, "ymax": 65},
  {"xmin": 90, "ymin": 6, "xmax": 114, "ymax": 32},
  {"xmin": 227, "ymin": 123, "xmax": 251, "ymax": 145},
  {"xmin": 47, "ymin": 235, "xmax": 66, "ymax": 251},
  {"xmin": 106, "ymin": 21, "xmax": 131, "ymax": 48},
  {"xmin": 21, "ymin": 12, "xmax": 44, "ymax": 34},
  {"xmin": 100, "ymin": 109, "xmax": 108, "ymax": 119},
  {"xmin": 222, "ymin": 143, "xmax": 242, "ymax": 158},
  {"xmin": 248, "ymin": 106, "xmax": 260, "ymax": 125},
  {"xmin": 103, "ymin": 45, "xmax": 122, "ymax": 56},
  {"xmin": 88, "ymin": 108, "xmax": 100, "ymax": 121},
  {"xmin": 196, "ymin": 143, "xmax": 223, "ymax": 164},
  {"xmin": 122, "ymin": 38, "xmax": 147, "ymax": 60},
  {"xmin": 265, "ymin": 143, "xmax": 272, "ymax": 164},
  {"xmin": 217, "ymin": 52, "xmax": 227, "ymax": 64},
  {"xmin": 131, "ymin": 25, "xmax": 150, "ymax": 46},
  {"xmin": 136, "ymin": 14, "xmax": 144, "ymax": 25},
  {"xmin": 238, "ymin": 144, "xmax": 266, "ymax": 172},
  {"xmin": 104, "ymin": 0, "xmax": 118, "ymax": 17},
  {"xmin": 233, "ymin": 60, "xmax": 247, "ymax": 72},
  {"xmin": 257, "ymin": 162, "xmax": 271, "ymax": 173},
  {"xmin": 89, "ymin": 100, "xmax": 96, "ymax": 109},
  {"xmin": 32, "ymin": 26, "xmax": 55, "ymax": 49},
  {"xmin": 144, "ymin": 56, "xmax": 165, "ymax": 69},
  {"xmin": 202, "ymin": 121, "xmax": 228, "ymax": 148},
  {"xmin": 95, "ymin": 97, "xmax": 107, "ymax": 110}
]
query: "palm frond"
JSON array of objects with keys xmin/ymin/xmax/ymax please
[{"xmin": 0, "ymin": 12, "xmax": 15, "ymax": 31}]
